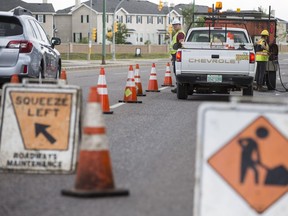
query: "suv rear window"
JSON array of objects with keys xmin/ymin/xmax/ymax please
[{"xmin": 0, "ymin": 16, "xmax": 23, "ymax": 36}]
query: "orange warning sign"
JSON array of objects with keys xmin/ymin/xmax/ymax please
[
  {"xmin": 10, "ymin": 91, "xmax": 72, "ymax": 150},
  {"xmin": 208, "ymin": 116, "xmax": 288, "ymax": 213}
]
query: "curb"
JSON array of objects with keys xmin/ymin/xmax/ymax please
[{"xmin": 62, "ymin": 59, "xmax": 170, "ymax": 71}]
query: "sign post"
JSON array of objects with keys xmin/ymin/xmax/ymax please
[
  {"xmin": 0, "ymin": 81, "xmax": 81, "ymax": 174},
  {"xmin": 195, "ymin": 98, "xmax": 288, "ymax": 215}
]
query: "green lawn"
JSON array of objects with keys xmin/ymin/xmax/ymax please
[{"xmin": 61, "ymin": 53, "xmax": 170, "ymax": 60}]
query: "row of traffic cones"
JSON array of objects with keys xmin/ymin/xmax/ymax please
[
  {"xmin": 97, "ymin": 62, "xmax": 174, "ymax": 112},
  {"xmin": 61, "ymin": 64, "xmax": 173, "ymax": 198},
  {"xmin": 9, "ymin": 69, "xmax": 68, "ymax": 83}
]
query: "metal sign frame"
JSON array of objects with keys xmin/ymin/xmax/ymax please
[
  {"xmin": 0, "ymin": 82, "xmax": 81, "ymax": 174},
  {"xmin": 195, "ymin": 99, "xmax": 288, "ymax": 216}
]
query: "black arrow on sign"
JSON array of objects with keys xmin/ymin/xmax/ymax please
[{"xmin": 35, "ymin": 123, "xmax": 56, "ymax": 144}]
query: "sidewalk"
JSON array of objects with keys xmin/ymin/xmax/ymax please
[{"xmin": 62, "ymin": 58, "xmax": 169, "ymax": 71}]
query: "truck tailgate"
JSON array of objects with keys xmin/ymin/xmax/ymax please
[{"xmin": 180, "ymin": 49, "xmax": 253, "ymax": 75}]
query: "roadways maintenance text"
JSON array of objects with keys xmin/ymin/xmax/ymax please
[{"xmin": 6, "ymin": 152, "xmax": 62, "ymax": 168}]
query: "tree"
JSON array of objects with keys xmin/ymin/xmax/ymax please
[
  {"xmin": 181, "ymin": 3, "xmax": 195, "ymax": 32},
  {"xmin": 107, "ymin": 23, "xmax": 129, "ymax": 44},
  {"xmin": 182, "ymin": 4, "xmax": 205, "ymax": 31}
]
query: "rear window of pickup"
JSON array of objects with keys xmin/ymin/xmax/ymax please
[{"xmin": 187, "ymin": 30, "xmax": 249, "ymax": 43}]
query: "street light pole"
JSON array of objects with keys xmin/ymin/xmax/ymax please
[
  {"xmin": 88, "ymin": 0, "xmax": 92, "ymax": 60},
  {"xmin": 192, "ymin": 0, "xmax": 195, "ymax": 26},
  {"xmin": 112, "ymin": 0, "xmax": 125, "ymax": 61},
  {"xmin": 164, "ymin": 1, "xmax": 171, "ymax": 45},
  {"xmin": 102, "ymin": 0, "xmax": 106, "ymax": 65}
]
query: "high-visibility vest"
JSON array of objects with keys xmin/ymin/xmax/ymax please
[
  {"xmin": 255, "ymin": 38, "xmax": 269, "ymax": 62},
  {"xmin": 170, "ymin": 30, "xmax": 185, "ymax": 55}
]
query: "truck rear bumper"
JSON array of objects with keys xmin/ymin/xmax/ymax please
[{"xmin": 176, "ymin": 74, "xmax": 254, "ymax": 87}]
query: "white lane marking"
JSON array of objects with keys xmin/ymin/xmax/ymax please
[
  {"xmin": 109, "ymin": 86, "xmax": 171, "ymax": 109},
  {"xmin": 159, "ymin": 86, "xmax": 170, "ymax": 91},
  {"xmin": 110, "ymin": 102, "xmax": 125, "ymax": 109}
]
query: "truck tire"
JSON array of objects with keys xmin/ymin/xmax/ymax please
[
  {"xmin": 266, "ymin": 71, "xmax": 276, "ymax": 90},
  {"xmin": 177, "ymin": 83, "xmax": 188, "ymax": 99},
  {"xmin": 242, "ymin": 85, "xmax": 253, "ymax": 96}
]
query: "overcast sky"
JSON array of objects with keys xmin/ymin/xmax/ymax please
[{"xmin": 24, "ymin": 0, "xmax": 288, "ymax": 21}]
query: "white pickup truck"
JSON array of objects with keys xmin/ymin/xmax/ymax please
[{"xmin": 175, "ymin": 26, "xmax": 256, "ymax": 99}]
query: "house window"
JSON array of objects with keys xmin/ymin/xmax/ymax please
[
  {"xmin": 81, "ymin": 15, "xmax": 89, "ymax": 23},
  {"xmin": 126, "ymin": 15, "xmax": 132, "ymax": 23},
  {"xmin": 73, "ymin": 33, "xmax": 82, "ymax": 43},
  {"xmin": 147, "ymin": 16, "xmax": 153, "ymax": 24},
  {"xmin": 35, "ymin": 15, "xmax": 46, "ymax": 23},
  {"xmin": 117, "ymin": 15, "xmax": 123, "ymax": 23},
  {"xmin": 136, "ymin": 15, "xmax": 142, "ymax": 24},
  {"xmin": 157, "ymin": 16, "xmax": 163, "ymax": 24}
]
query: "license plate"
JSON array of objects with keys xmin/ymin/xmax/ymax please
[{"xmin": 207, "ymin": 75, "xmax": 222, "ymax": 83}]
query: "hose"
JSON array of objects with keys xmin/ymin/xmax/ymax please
[{"xmin": 266, "ymin": 60, "xmax": 288, "ymax": 92}]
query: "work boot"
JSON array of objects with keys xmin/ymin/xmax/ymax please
[
  {"xmin": 171, "ymin": 88, "xmax": 177, "ymax": 93},
  {"xmin": 257, "ymin": 85, "xmax": 267, "ymax": 92}
]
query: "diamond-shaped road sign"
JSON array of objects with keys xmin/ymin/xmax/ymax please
[
  {"xmin": 0, "ymin": 83, "xmax": 81, "ymax": 174},
  {"xmin": 195, "ymin": 100, "xmax": 288, "ymax": 216}
]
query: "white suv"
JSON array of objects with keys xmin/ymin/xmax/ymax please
[{"xmin": 0, "ymin": 8, "xmax": 61, "ymax": 86}]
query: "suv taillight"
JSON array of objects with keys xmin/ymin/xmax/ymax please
[
  {"xmin": 249, "ymin": 52, "xmax": 255, "ymax": 63},
  {"xmin": 6, "ymin": 40, "xmax": 33, "ymax": 53},
  {"xmin": 176, "ymin": 51, "xmax": 182, "ymax": 62}
]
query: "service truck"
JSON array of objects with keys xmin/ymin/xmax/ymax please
[{"xmin": 175, "ymin": 25, "xmax": 256, "ymax": 99}]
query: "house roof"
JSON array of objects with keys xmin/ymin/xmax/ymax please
[
  {"xmin": 0, "ymin": 0, "xmax": 55, "ymax": 13},
  {"xmin": 56, "ymin": 0, "xmax": 208, "ymax": 16}
]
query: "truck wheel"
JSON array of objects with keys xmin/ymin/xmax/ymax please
[
  {"xmin": 266, "ymin": 71, "xmax": 276, "ymax": 90},
  {"xmin": 177, "ymin": 83, "xmax": 188, "ymax": 99},
  {"xmin": 242, "ymin": 85, "xmax": 253, "ymax": 96}
]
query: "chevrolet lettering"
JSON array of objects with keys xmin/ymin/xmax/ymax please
[{"xmin": 189, "ymin": 59, "xmax": 237, "ymax": 64}]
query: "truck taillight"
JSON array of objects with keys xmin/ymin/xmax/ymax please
[
  {"xmin": 249, "ymin": 52, "xmax": 255, "ymax": 63},
  {"xmin": 6, "ymin": 40, "xmax": 33, "ymax": 53},
  {"xmin": 176, "ymin": 51, "xmax": 182, "ymax": 62}
]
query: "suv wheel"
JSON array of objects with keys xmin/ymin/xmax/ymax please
[
  {"xmin": 242, "ymin": 85, "xmax": 253, "ymax": 96},
  {"xmin": 177, "ymin": 83, "xmax": 188, "ymax": 99}
]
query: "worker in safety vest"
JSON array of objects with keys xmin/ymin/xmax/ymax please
[
  {"xmin": 255, "ymin": 30, "xmax": 269, "ymax": 91},
  {"xmin": 170, "ymin": 18, "xmax": 185, "ymax": 93}
]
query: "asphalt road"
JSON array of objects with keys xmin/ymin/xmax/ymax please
[{"xmin": 0, "ymin": 55, "xmax": 288, "ymax": 216}]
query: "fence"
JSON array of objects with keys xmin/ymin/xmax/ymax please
[
  {"xmin": 56, "ymin": 43, "xmax": 288, "ymax": 55},
  {"xmin": 56, "ymin": 43, "xmax": 170, "ymax": 55}
]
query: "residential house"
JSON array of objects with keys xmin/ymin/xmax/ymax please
[
  {"xmin": 0, "ymin": 0, "xmax": 55, "ymax": 38},
  {"xmin": 55, "ymin": 0, "xmax": 209, "ymax": 45}
]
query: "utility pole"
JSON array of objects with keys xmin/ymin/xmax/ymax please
[
  {"xmin": 112, "ymin": 0, "xmax": 125, "ymax": 61},
  {"xmin": 101, "ymin": 0, "xmax": 106, "ymax": 65},
  {"xmin": 88, "ymin": 0, "xmax": 92, "ymax": 60}
]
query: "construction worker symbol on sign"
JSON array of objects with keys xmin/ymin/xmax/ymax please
[
  {"xmin": 238, "ymin": 126, "xmax": 288, "ymax": 186},
  {"xmin": 208, "ymin": 116, "xmax": 288, "ymax": 213}
]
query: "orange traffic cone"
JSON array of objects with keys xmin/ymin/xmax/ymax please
[
  {"xmin": 146, "ymin": 63, "xmax": 160, "ymax": 92},
  {"xmin": 97, "ymin": 67, "xmax": 113, "ymax": 114},
  {"xmin": 62, "ymin": 86, "xmax": 129, "ymax": 198},
  {"xmin": 10, "ymin": 74, "xmax": 20, "ymax": 83},
  {"xmin": 161, "ymin": 62, "xmax": 174, "ymax": 87},
  {"xmin": 226, "ymin": 32, "xmax": 235, "ymax": 49},
  {"xmin": 119, "ymin": 65, "xmax": 142, "ymax": 103},
  {"xmin": 134, "ymin": 64, "xmax": 146, "ymax": 96},
  {"xmin": 59, "ymin": 69, "xmax": 67, "ymax": 84}
]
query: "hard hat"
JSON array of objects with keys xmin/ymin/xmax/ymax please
[
  {"xmin": 261, "ymin": 30, "xmax": 269, "ymax": 36},
  {"xmin": 172, "ymin": 19, "xmax": 181, "ymax": 25}
]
